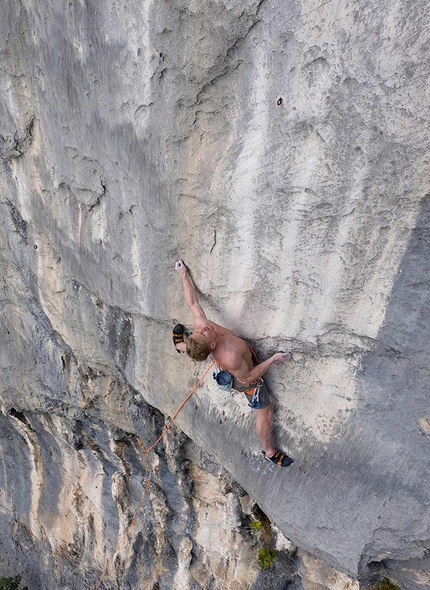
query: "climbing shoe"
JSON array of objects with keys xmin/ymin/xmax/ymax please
[
  {"xmin": 173, "ymin": 324, "xmax": 188, "ymax": 353},
  {"xmin": 262, "ymin": 450, "xmax": 294, "ymax": 467}
]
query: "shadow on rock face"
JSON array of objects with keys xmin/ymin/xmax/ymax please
[
  {"xmin": 259, "ymin": 194, "xmax": 430, "ymax": 584},
  {"xmin": 350, "ymin": 193, "xmax": 430, "ymax": 583}
]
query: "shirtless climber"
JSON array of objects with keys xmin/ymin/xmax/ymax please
[{"xmin": 174, "ymin": 259, "xmax": 293, "ymax": 467}]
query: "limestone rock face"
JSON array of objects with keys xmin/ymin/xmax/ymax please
[{"xmin": 1, "ymin": 0, "xmax": 430, "ymax": 588}]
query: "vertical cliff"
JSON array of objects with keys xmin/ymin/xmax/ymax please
[{"xmin": 1, "ymin": 0, "xmax": 429, "ymax": 588}]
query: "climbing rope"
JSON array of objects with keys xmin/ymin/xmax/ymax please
[{"xmin": 91, "ymin": 360, "xmax": 215, "ymax": 590}]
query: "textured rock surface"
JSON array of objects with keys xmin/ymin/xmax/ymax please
[
  {"xmin": 1, "ymin": 0, "xmax": 430, "ymax": 588},
  {"xmin": 0, "ymin": 406, "xmax": 299, "ymax": 589}
]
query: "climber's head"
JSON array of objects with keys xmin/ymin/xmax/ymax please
[{"xmin": 186, "ymin": 332, "xmax": 213, "ymax": 361}]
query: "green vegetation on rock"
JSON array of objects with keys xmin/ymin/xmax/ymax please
[
  {"xmin": 0, "ymin": 575, "xmax": 28, "ymax": 590},
  {"xmin": 248, "ymin": 520, "xmax": 262, "ymax": 531},
  {"xmin": 258, "ymin": 547, "xmax": 277, "ymax": 570},
  {"xmin": 370, "ymin": 578, "xmax": 401, "ymax": 590}
]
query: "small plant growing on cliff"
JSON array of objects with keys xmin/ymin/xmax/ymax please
[
  {"xmin": 258, "ymin": 546, "xmax": 277, "ymax": 570},
  {"xmin": 369, "ymin": 578, "xmax": 400, "ymax": 590},
  {"xmin": 248, "ymin": 520, "xmax": 262, "ymax": 531},
  {"xmin": 0, "ymin": 575, "xmax": 28, "ymax": 590}
]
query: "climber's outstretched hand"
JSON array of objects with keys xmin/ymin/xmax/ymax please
[
  {"xmin": 272, "ymin": 351, "xmax": 292, "ymax": 363},
  {"xmin": 175, "ymin": 259, "xmax": 187, "ymax": 276}
]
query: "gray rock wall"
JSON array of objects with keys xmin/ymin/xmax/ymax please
[{"xmin": 1, "ymin": 0, "xmax": 430, "ymax": 588}]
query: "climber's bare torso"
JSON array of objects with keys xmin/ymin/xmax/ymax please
[{"xmin": 193, "ymin": 316, "xmax": 255, "ymax": 385}]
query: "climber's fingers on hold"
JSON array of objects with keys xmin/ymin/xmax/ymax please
[{"xmin": 175, "ymin": 259, "xmax": 187, "ymax": 274}]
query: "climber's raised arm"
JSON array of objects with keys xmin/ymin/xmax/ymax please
[{"xmin": 175, "ymin": 259, "xmax": 207, "ymax": 323}]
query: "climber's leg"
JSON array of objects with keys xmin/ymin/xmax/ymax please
[
  {"xmin": 254, "ymin": 395, "xmax": 294, "ymax": 468},
  {"xmin": 255, "ymin": 404, "xmax": 276, "ymax": 457}
]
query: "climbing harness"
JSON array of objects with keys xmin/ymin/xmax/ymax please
[
  {"xmin": 212, "ymin": 347, "xmax": 263, "ymax": 408},
  {"xmin": 91, "ymin": 359, "xmax": 215, "ymax": 590},
  {"xmin": 246, "ymin": 382, "xmax": 263, "ymax": 409},
  {"xmin": 213, "ymin": 366, "xmax": 263, "ymax": 409}
]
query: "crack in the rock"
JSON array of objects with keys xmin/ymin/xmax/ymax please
[
  {"xmin": 4, "ymin": 198, "xmax": 28, "ymax": 242},
  {"xmin": 191, "ymin": 60, "xmax": 243, "ymax": 109},
  {"xmin": 210, "ymin": 229, "xmax": 217, "ymax": 254},
  {"xmin": 251, "ymin": 330, "xmax": 412, "ymax": 362},
  {"xmin": 9, "ymin": 408, "xmax": 34, "ymax": 430},
  {"xmin": 301, "ymin": 0, "xmax": 334, "ymax": 19},
  {"xmin": 88, "ymin": 181, "xmax": 107, "ymax": 212},
  {"xmin": 188, "ymin": 2, "xmax": 264, "ymax": 110},
  {"xmin": 70, "ymin": 276, "xmax": 169, "ymax": 327},
  {"xmin": 0, "ymin": 115, "xmax": 35, "ymax": 160}
]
